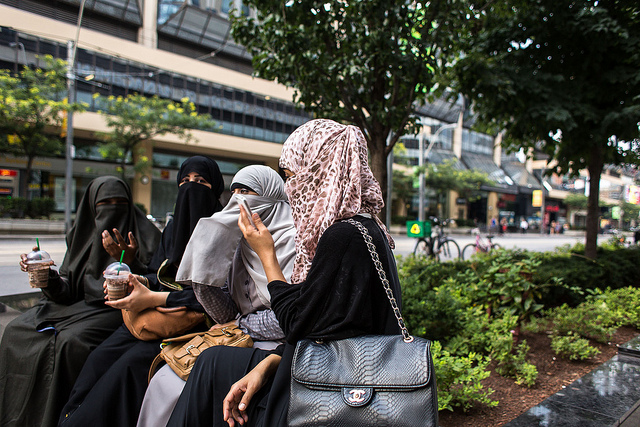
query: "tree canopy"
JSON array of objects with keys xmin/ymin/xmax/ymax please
[
  {"xmin": 230, "ymin": 0, "xmax": 468, "ymax": 216},
  {"xmin": 417, "ymin": 159, "xmax": 494, "ymax": 218},
  {"xmin": 0, "ymin": 56, "xmax": 85, "ymax": 196},
  {"xmin": 449, "ymin": 0, "xmax": 640, "ymax": 258},
  {"xmin": 96, "ymin": 93, "xmax": 218, "ymax": 177}
]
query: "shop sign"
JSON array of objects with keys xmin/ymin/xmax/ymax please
[
  {"xmin": 611, "ymin": 206, "xmax": 621, "ymax": 220},
  {"xmin": 0, "ymin": 169, "xmax": 17, "ymax": 177},
  {"xmin": 456, "ymin": 197, "xmax": 466, "ymax": 205},
  {"xmin": 532, "ymin": 190, "xmax": 543, "ymax": 207},
  {"xmin": 626, "ymin": 185, "xmax": 640, "ymax": 205}
]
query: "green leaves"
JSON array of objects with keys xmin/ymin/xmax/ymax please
[
  {"xmin": 230, "ymin": 0, "xmax": 472, "ymax": 205},
  {"xmin": 95, "ymin": 93, "xmax": 217, "ymax": 176},
  {"xmin": 0, "ymin": 56, "xmax": 83, "ymax": 161}
]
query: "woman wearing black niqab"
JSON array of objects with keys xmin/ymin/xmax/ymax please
[
  {"xmin": 0, "ymin": 176, "xmax": 160, "ymax": 427},
  {"xmin": 58, "ymin": 156, "xmax": 225, "ymax": 427}
]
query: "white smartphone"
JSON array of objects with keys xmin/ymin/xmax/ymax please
[{"xmin": 235, "ymin": 194, "xmax": 256, "ymax": 228}]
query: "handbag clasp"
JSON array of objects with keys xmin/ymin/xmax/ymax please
[{"xmin": 342, "ymin": 387, "xmax": 373, "ymax": 407}]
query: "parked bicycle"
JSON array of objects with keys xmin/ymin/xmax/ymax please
[
  {"xmin": 462, "ymin": 228, "xmax": 502, "ymax": 260},
  {"xmin": 413, "ymin": 217, "xmax": 461, "ymax": 261}
]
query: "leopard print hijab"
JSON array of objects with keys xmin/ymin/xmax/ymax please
[{"xmin": 280, "ymin": 119, "xmax": 394, "ymax": 283}]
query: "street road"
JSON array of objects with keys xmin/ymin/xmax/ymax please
[
  {"xmin": 0, "ymin": 232, "xmax": 600, "ymax": 297},
  {"xmin": 0, "ymin": 238, "xmax": 67, "ymax": 297}
]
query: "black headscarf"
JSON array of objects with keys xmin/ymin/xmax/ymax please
[
  {"xmin": 168, "ymin": 156, "xmax": 225, "ymax": 265},
  {"xmin": 59, "ymin": 176, "xmax": 161, "ymax": 303}
]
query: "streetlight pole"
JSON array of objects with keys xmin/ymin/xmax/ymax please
[
  {"xmin": 64, "ymin": 0, "xmax": 87, "ymax": 232},
  {"xmin": 418, "ymin": 122, "xmax": 458, "ymax": 222}
]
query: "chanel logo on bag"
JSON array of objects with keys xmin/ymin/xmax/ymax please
[
  {"xmin": 348, "ymin": 389, "xmax": 366, "ymax": 403},
  {"xmin": 342, "ymin": 387, "xmax": 373, "ymax": 407}
]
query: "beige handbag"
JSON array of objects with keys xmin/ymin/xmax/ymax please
[{"xmin": 148, "ymin": 321, "xmax": 253, "ymax": 382}]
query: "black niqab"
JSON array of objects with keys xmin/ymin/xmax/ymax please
[
  {"xmin": 168, "ymin": 156, "xmax": 225, "ymax": 265},
  {"xmin": 59, "ymin": 176, "xmax": 160, "ymax": 303}
]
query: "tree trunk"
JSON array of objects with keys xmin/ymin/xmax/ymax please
[
  {"xmin": 585, "ymin": 154, "xmax": 604, "ymax": 259},
  {"xmin": 20, "ymin": 156, "xmax": 34, "ymax": 199},
  {"xmin": 368, "ymin": 138, "xmax": 389, "ymax": 224},
  {"xmin": 120, "ymin": 153, "xmax": 127, "ymax": 180}
]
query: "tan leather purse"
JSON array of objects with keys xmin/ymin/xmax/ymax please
[
  {"xmin": 148, "ymin": 322, "xmax": 253, "ymax": 382},
  {"xmin": 122, "ymin": 306, "xmax": 206, "ymax": 341}
]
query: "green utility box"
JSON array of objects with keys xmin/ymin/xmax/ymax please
[{"xmin": 406, "ymin": 220, "xmax": 431, "ymax": 238}]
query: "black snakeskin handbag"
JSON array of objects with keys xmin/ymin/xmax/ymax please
[{"xmin": 288, "ymin": 219, "xmax": 438, "ymax": 427}]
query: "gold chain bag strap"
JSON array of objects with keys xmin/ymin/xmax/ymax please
[{"xmin": 148, "ymin": 321, "xmax": 253, "ymax": 382}]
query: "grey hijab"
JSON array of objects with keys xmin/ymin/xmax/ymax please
[{"xmin": 175, "ymin": 165, "xmax": 296, "ymax": 309}]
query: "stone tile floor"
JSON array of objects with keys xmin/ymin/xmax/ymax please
[{"xmin": 505, "ymin": 336, "xmax": 640, "ymax": 427}]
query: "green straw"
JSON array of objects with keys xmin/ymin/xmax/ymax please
[
  {"xmin": 36, "ymin": 238, "xmax": 40, "ymax": 251},
  {"xmin": 117, "ymin": 250, "xmax": 125, "ymax": 273}
]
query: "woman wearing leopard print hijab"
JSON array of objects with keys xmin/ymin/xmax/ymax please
[
  {"xmin": 279, "ymin": 118, "xmax": 394, "ymax": 282},
  {"xmin": 167, "ymin": 119, "xmax": 402, "ymax": 427}
]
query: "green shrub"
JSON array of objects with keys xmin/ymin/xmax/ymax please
[
  {"xmin": 431, "ymin": 341, "xmax": 498, "ymax": 412},
  {"xmin": 551, "ymin": 332, "xmax": 600, "ymax": 361},
  {"xmin": 597, "ymin": 287, "xmax": 640, "ymax": 328},
  {"xmin": 402, "ymin": 279, "xmax": 467, "ymax": 341},
  {"xmin": 6, "ymin": 197, "xmax": 28, "ymax": 218},
  {"xmin": 0, "ymin": 197, "xmax": 10, "ymax": 217},
  {"xmin": 459, "ymin": 250, "xmax": 561, "ymax": 323},
  {"xmin": 494, "ymin": 340, "xmax": 538, "ymax": 387},
  {"xmin": 535, "ymin": 245, "xmax": 640, "ymax": 305},
  {"xmin": 27, "ymin": 197, "xmax": 56, "ymax": 218},
  {"xmin": 521, "ymin": 316, "xmax": 550, "ymax": 334},
  {"xmin": 447, "ymin": 310, "xmax": 517, "ymax": 357},
  {"xmin": 546, "ymin": 303, "xmax": 616, "ymax": 343}
]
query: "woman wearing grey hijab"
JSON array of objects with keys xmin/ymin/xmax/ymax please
[{"xmin": 136, "ymin": 165, "xmax": 295, "ymax": 427}]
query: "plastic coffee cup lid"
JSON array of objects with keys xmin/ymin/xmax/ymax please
[
  {"xmin": 104, "ymin": 262, "xmax": 131, "ymax": 279},
  {"xmin": 26, "ymin": 250, "xmax": 52, "ymax": 264}
]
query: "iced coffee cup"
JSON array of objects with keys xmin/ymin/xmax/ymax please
[
  {"xmin": 26, "ymin": 250, "xmax": 54, "ymax": 288},
  {"xmin": 104, "ymin": 262, "xmax": 131, "ymax": 301}
]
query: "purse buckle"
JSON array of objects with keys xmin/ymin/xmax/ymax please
[
  {"xmin": 185, "ymin": 344, "xmax": 196, "ymax": 355},
  {"xmin": 342, "ymin": 387, "xmax": 373, "ymax": 407}
]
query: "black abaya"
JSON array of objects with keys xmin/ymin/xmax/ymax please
[
  {"xmin": 0, "ymin": 177, "xmax": 160, "ymax": 427},
  {"xmin": 58, "ymin": 157, "xmax": 225, "ymax": 427}
]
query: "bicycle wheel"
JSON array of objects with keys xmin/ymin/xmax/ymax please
[
  {"xmin": 437, "ymin": 239, "xmax": 460, "ymax": 261},
  {"xmin": 413, "ymin": 239, "xmax": 430, "ymax": 257},
  {"xmin": 462, "ymin": 243, "xmax": 478, "ymax": 260},
  {"xmin": 490, "ymin": 243, "xmax": 502, "ymax": 252}
]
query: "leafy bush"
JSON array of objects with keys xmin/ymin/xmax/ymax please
[
  {"xmin": 494, "ymin": 340, "xmax": 538, "ymax": 387},
  {"xmin": 27, "ymin": 197, "xmax": 56, "ymax": 218},
  {"xmin": 400, "ymin": 256, "xmax": 470, "ymax": 341},
  {"xmin": 4, "ymin": 197, "xmax": 28, "ymax": 218},
  {"xmin": 458, "ymin": 250, "xmax": 562, "ymax": 323},
  {"xmin": 431, "ymin": 341, "xmax": 497, "ymax": 412},
  {"xmin": 535, "ymin": 245, "xmax": 640, "ymax": 305},
  {"xmin": 397, "ymin": 250, "xmax": 640, "ymax": 413},
  {"xmin": 597, "ymin": 287, "xmax": 640, "ymax": 328},
  {"xmin": 521, "ymin": 316, "xmax": 550, "ymax": 334},
  {"xmin": 545, "ymin": 303, "xmax": 616, "ymax": 344},
  {"xmin": 551, "ymin": 333, "xmax": 600, "ymax": 361},
  {"xmin": 0, "ymin": 197, "xmax": 55, "ymax": 218},
  {"xmin": 0, "ymin": 197, "xmax": 10, "ymax": 217}
]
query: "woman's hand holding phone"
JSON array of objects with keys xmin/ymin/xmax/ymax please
[{"xmin": 235, "ymin": 194, "xmax": 256, "ymax": 228}]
